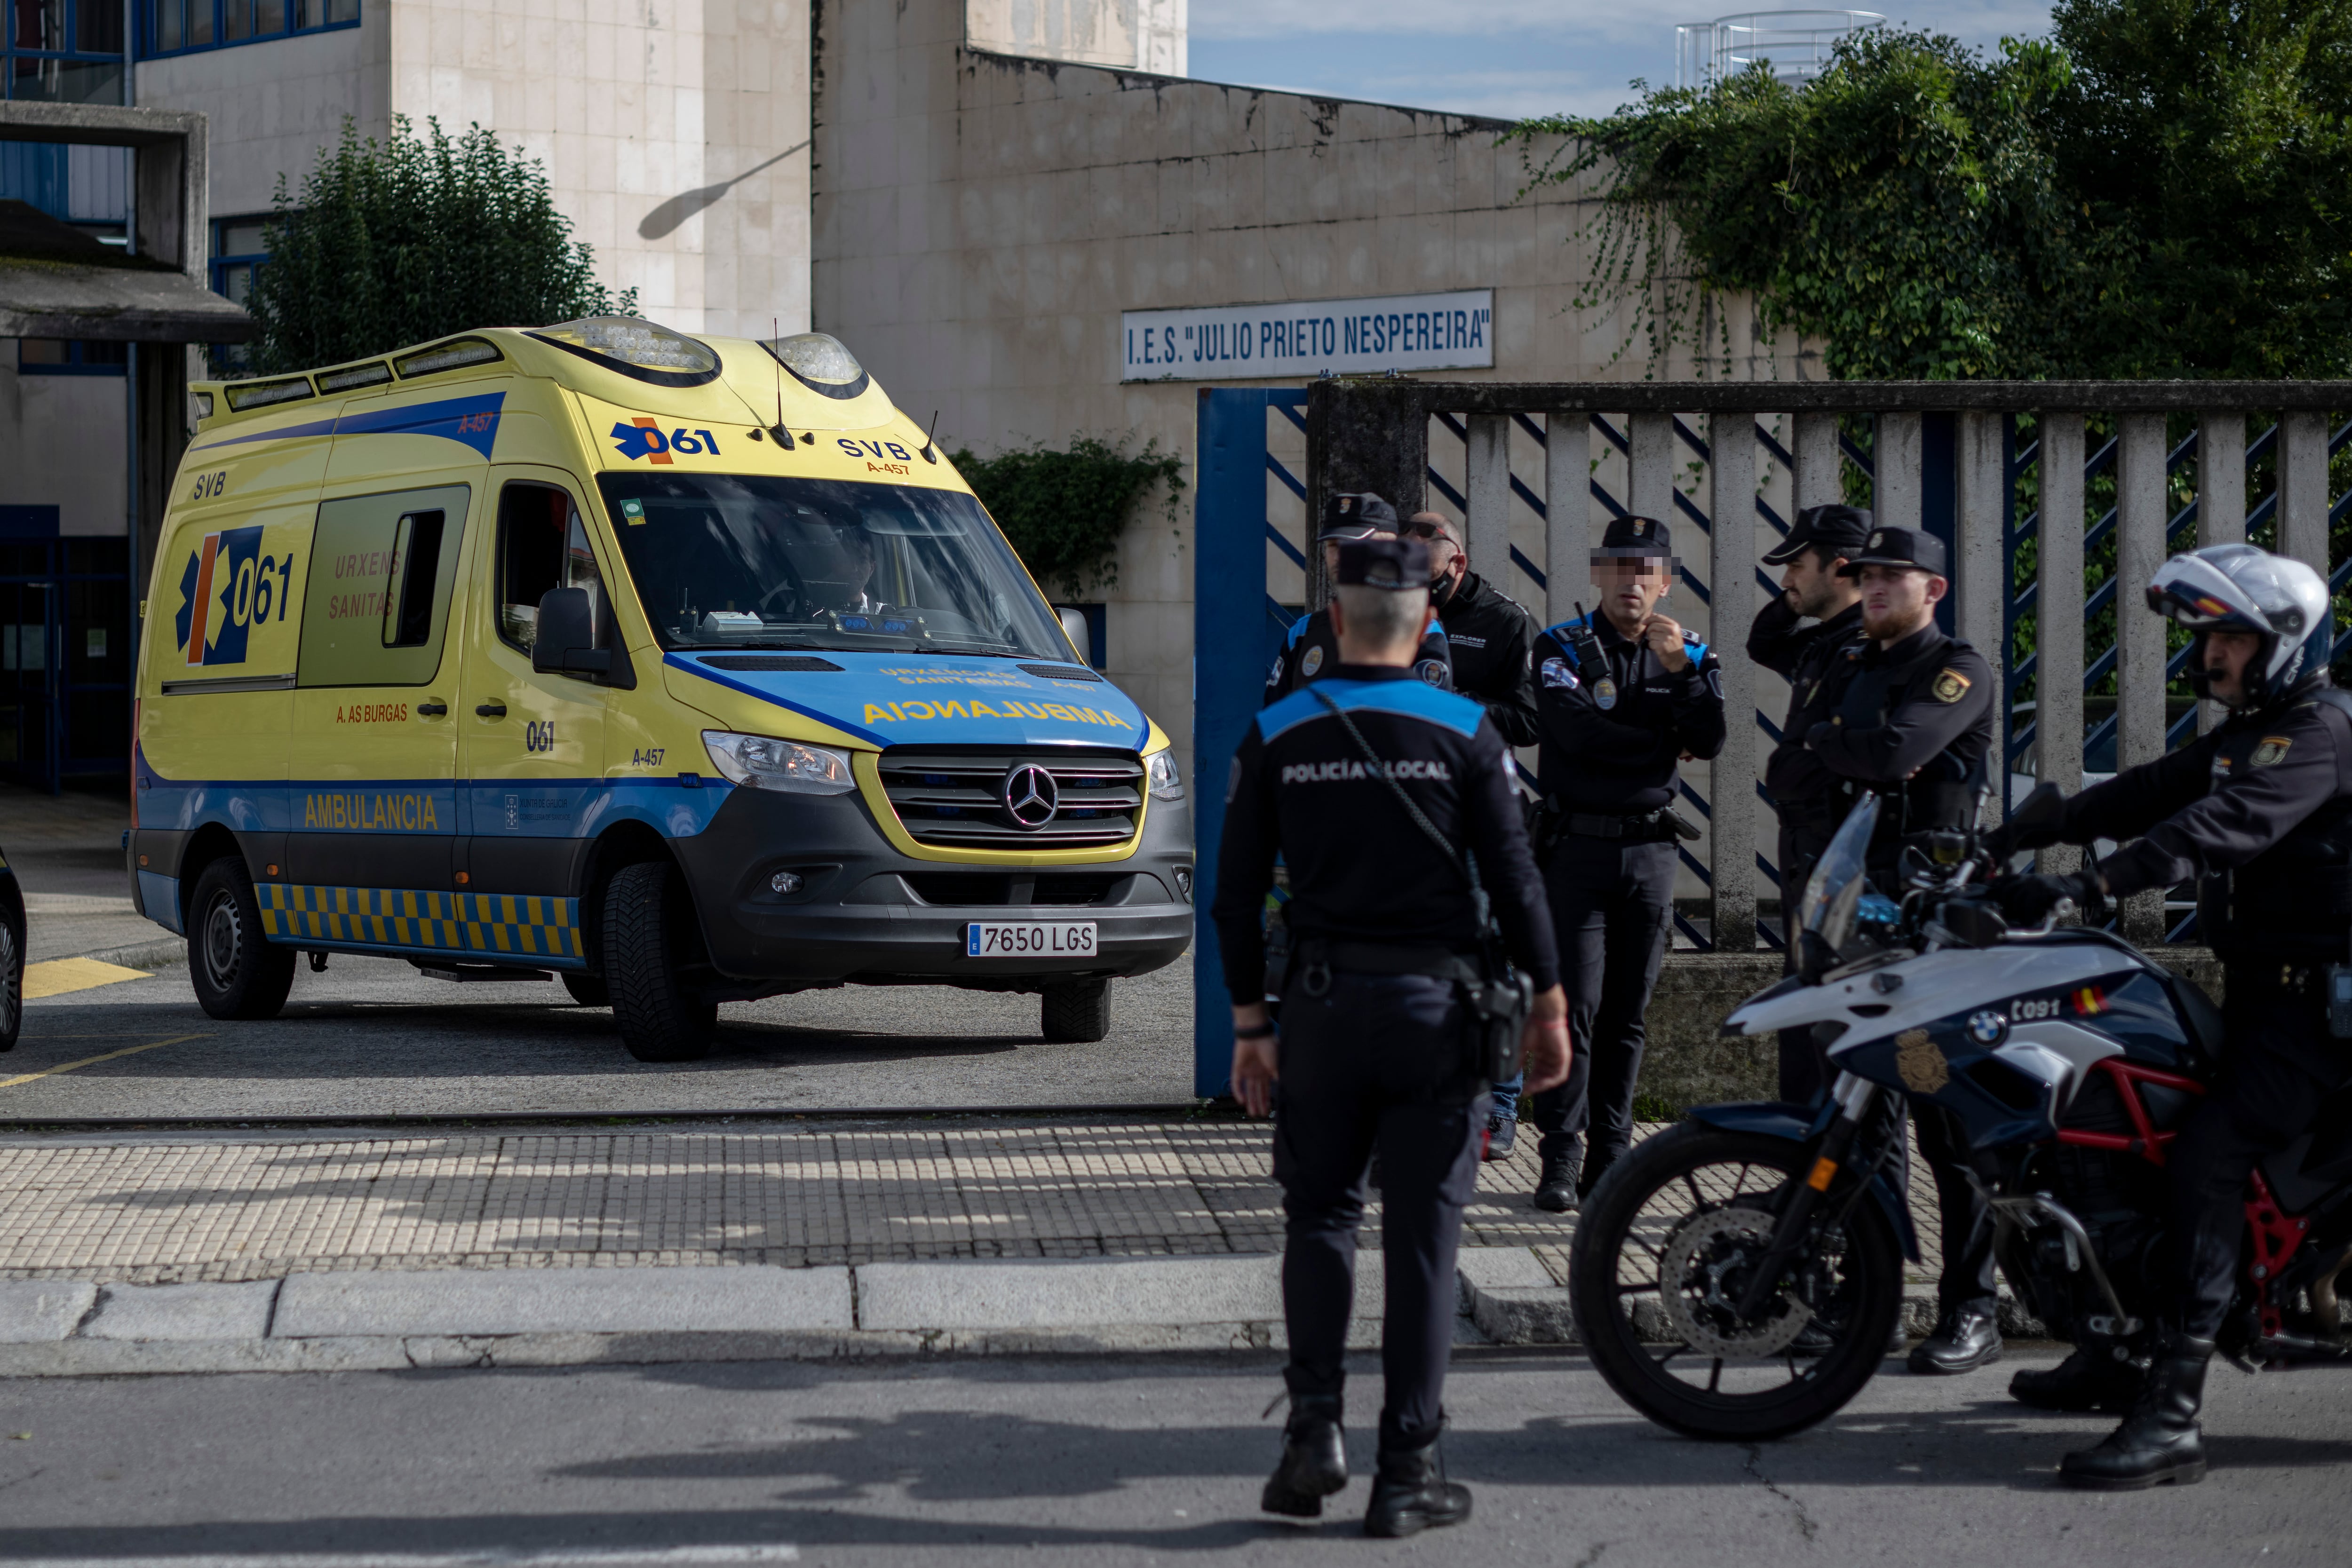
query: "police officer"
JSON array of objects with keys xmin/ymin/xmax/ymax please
[
  {"xmin": 1214, "ymin": 534, "xmax": 1570, "ymax": 1537},
  {"xmin": 1800, "ymin": 524, "xmax": 2004, "ymax": 1378},
  {"xmin": 1749, "ymin": 503, "xmax": 1872, "ymax": 1103},
  {"xmin": 1523, "ymin": 515, "xmax": 1726, "ymax": 1212},
  {"xmin": 1403, "ymin": 510, "xmax": 1543, "ymax": 1159},
  {"xmin": 1267, "ymin": 494, "xmax": 1453, "ymax": 703},
  {"xmin": 1989, "ymin": 543, "xmax": 2352, "ymax": 1489}
]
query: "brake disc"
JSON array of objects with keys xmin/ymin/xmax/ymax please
[{"xmin": 1656, "ymin": 1206, "xmax": 1814, "ymax": 1358}]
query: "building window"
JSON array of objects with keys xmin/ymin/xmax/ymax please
[
  {"xmin": 16, "ymin": 339, "xmax": 129, "ymax": 375},
  {"xmin": 143, "ymin": 0, "xmax": 357, "ymax": 57},
  {"xmin": 208, "ymin": 214, "xmax": 271, "ymax": 375},
  {"xmin": 5, "ymin": 0, "xmax": 128, "ymax": 103}
]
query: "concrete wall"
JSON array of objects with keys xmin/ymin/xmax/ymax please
[
  {"xmin": 812, "ymin": 0, "xmax": 1806, "ymax": 777},
  {"xmin": 136, "ymin": 25, "xmax": 385, "ymax": 221},
  {"xmin": 0, "ymin": 363, "xmax": 128, "ymax": 537}
]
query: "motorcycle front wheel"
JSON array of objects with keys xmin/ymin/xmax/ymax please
[{"xmin": 1568, "ymin": 1124, "xmax": 1905, "ymax": 1441}]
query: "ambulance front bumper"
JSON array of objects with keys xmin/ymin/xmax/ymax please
[{"xmin": 672, "ymin": 782, "xmax": 1194, "ymax": 989}]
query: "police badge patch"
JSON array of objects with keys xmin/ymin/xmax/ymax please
[
  {"xmin": 1594, "ymin": 678, "xmax": 1619, "ymax": 710},
  {"xmin": 1540, "ymin": 656, "xmax": 1577, "ymax": 689},
  {"xmin": 1894, "ymin": 1028, "xmax": 1950, "ymax": 1094},
  {"xmin": 2251, "ymin": 736, "xmax": 2293, "ymax": 768},
  {"xmin": 1415, "ymin": 658, "xmax": 1447, "ymax": 686},
  {"xmin": 1301, "ymin": 646, "xmax": 1324, "ymax": 679},
  {"xmin": 1931, "ymin": 668, "xmax": 1971, "ymax": 704}
]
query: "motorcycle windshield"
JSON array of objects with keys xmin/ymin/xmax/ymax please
[{"xmin": 1797, "ymin": 793, "xmax": 1880, "ymax": 961}]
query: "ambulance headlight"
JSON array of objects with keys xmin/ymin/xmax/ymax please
[
  {"xmin": 1145, "ymin": 748, "xmax": 1184, "ymax": 802},
  {"xmin": 702, "ymin": 731, "xmax": 858, "ymax": 795}
]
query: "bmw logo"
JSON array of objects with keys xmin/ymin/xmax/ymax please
[{"xmin": 1966, "ymin": 1010, "xmax": 2008, "ymax": 1045}]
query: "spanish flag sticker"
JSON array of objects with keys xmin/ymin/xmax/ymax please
[{"xmin": 2072, "ymin": 985, "xmax": 2108, "ymax": 1016}]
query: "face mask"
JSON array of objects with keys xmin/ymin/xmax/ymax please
[{"xmin": 1430, "ymin": 571, "xmax": 1460, "ymax": 608}]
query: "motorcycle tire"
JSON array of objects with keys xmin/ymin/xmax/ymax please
[{"xmin": 1568, "ymin": 1123, "xmax": 1905, "ymax": 1441}]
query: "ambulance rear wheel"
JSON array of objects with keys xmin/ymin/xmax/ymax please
[
  {"xmin": 606, "ymin": 860, "xmax": 716, "ymax": 1061},
  {"xmin": 188, "ymin": 857, "xmax": 296, "ymax": 1021},
  {"xmin": 1041, "ymin": 979, "xmax": 1112, "ymax": 1043},
  {"xmin": 561, "ymin": 972, "xmax": 610, "ymax": 1007}
]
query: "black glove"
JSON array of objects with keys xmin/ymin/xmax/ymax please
[{"xmin": 1991, "ymin": 869, "xmax": 2104, "ymax": 925}]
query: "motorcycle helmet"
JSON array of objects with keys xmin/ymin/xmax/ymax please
[{"xmin": 2144, "ymin": 543, "xmax": 2330, "ymax": 708}]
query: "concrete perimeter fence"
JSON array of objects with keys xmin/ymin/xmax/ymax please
[{"xmin": 1190, "ymin": 378, "xmax": 2351, "ymax": 1100}]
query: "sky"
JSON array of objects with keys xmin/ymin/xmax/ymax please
[{"xmin": 1186, "ymin": 3, "xmax": 2060, "ymax": 123}]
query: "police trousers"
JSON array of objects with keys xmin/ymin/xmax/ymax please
[
  {"xmin": 1529, "ymin": 834, "xmax": 1677, "ymax": 1180},
  {"xmin": 2167, "ymin": 969, "xmax": 2352, "ymax": 1341},
  {"xmin": 1273, "ymin": 969, "xmax": 1486, "ymax": 1451},
  {"xmin": 1910, "ymin": 1101, "xmax": 1999, "ymax": 1316}
]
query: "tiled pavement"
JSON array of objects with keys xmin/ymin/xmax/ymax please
[{"xmin": 0, "ymin": 1119, "xmax": 1947, "ymax": 1287}]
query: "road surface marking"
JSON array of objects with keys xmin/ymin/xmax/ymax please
[
  {"xmin": 4, "ymin": 1551, "xmax": 799, "ymax": 1567},
  {"xmin": 0, "ymin": 1033, "xmax": 210, "ymax": 1090},
  {"xmin": 21, "ymin": 958, "xmax": 152, "ymax": 1000}
]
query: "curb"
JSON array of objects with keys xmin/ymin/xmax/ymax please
[{"xmin": 77, "ymin": 938, "xmax": 183, "ymax": 973}]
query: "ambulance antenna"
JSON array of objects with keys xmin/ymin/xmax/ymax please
[
  {"xmin": 768, "ymin": 317, "xmax": 794, "ymax": 449},
  {"xmin": 920, "ymin": 409, "xmax": 940, "ymax": 465}
]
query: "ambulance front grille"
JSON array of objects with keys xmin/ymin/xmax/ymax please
[{"xmin": 876, "ymin": 747, "xmax": 1144, "ymax": 849}]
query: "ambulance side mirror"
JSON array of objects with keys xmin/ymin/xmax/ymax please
[{"xmin": 532, "ymin": 587, "xmax": 613, "ymax": 680}]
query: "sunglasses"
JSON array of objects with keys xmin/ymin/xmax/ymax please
[{"xmin": 1401, "ymin": 519, "xmax": 1456, "ymax": 543}]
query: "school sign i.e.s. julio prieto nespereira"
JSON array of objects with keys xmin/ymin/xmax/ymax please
[{"xmin": 1119, "ymin": 290, "xmax": 1494, "ymax": 382}]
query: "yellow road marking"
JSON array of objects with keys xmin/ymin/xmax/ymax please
[
  {"xmin": 21, "ymin": 958, "xmax": 154, "ymax": 1000},
  {"xmin": 0, "ymin": 1033, "xmax": 211, "ymax": 1090}
]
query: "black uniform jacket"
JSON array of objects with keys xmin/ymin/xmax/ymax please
[
  {"xmin": 2053, "ymin": 677, "xmax": 2352, "ymax": 965},
  {"xmin": 1437, "ymin": 571, "xmax": 1541, "ymax": 748},
  {"xmin": 1749, "ymin": 597, "xmax": 1867, "ymax": 830},
  {"xmin": 1802, "ymin": 624, "xmax": 1996, "ymax": 863},
  {"xmin": 1265, "ymin": 607, "xmax": 1453, "ymax": 706},
  {"xmin": 1212, "ymin": 665, "xmax": 1559, "ymax": 998},
  {"xmin": 1532, "ymin": 612, "xmax": 1727, "ymax": 816}
]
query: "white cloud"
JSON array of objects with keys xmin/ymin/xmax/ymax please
[{"xmin": 1191, "ymin": 1, "xmax": 2058, "ymax": 47}]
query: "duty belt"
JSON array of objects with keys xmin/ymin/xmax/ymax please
[
  {"xmin": 1291, "ymin": 938, "xmax": 1485, "ymax": 986},
  {"xmin": 1565, "ymin": 808, "xmax": 1674, "ymax": 840}
]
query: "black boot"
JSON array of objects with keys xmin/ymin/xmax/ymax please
[
  {"xmin": 1261, "ymin": 1394, "xmax": 1347, "ymax": 1517},
  {"xmin": 1363, "ymin": 1428, "xmax": 1471, "ymax": 1538},
  {"xmin": 2059, "ymin": 1334, "xmax": 2213, "ymax": 1490},
  {"xmin": 2011, "ymin": 1336, "xmax": 2145, "ymax": 1413},
  {"xmin": 1907, "ymin": 1304, "xmax": 2002, "ymax": 1375},
  {"xmin": 1532, "ymin": 1142, "xmax": 1581, "ymax": 1213}
]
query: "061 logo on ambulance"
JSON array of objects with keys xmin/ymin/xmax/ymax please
[{"xmin": 174, "ymin": 524, "xmax": 291, "ymax": 667}]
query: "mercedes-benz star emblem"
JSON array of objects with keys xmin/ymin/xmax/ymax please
[{"xmin": 1002, "ymin": 764, "xmax": 1059, "ymax": 829}]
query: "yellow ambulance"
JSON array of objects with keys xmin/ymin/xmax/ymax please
[{"xmin": 129, "ymin": 319, "xmax": 1192, "ymax": 1059}]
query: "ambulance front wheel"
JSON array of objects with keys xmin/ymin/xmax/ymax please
[
  {"xmin": 1041, "ymin": 979, "xmax": 1112, "ymax": 1044},
  {"xmin": 188, "ymin": 857, "xmax": 296, "ymax": 1021},
  {"xmin": 605, "ymin": 860, "xmax": 718, "ymax": 1062}
]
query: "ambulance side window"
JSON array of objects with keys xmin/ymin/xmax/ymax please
[
  {"xmin": 298, "ymin": 484, "xmax": 471, "ymax": 688},
  {"xmin": 496, "ymin": 483, "xmax": 605, "ymax": 656}
]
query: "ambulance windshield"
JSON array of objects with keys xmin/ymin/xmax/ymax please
[{"xmin": 596, "ymin": 474, "xmax": 1071, "ymax": 658}]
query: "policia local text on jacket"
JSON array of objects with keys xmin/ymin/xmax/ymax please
[
  {"xmin": 1521, "ymin": 515, "xmax": 1726, "ymax": 1207},
  {"xmin": 1799, "ymin": 524, "xmax": 2004, "ymax": 1378},
  {"xmin": 1748, "ymin": 502, "xmax": 1873, "ymax": 1104},
  {"xmin": 1212, "ymin": 538, "xmax": 1563, "ymax": 1535}
]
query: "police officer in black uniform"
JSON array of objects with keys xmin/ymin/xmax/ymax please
[
  {"xmin": 1522, "ymin": 515, "xmax": 1726, "ymax": 1211},
  {"xmin": 1215, "ymin": 535, "xmax": 1570, "ymax": 1537},
  {"xmin": 1990, "ymin": 543, "xmax": 2352, "ymax": 1490},
  {"xmin": 1749, "ymin": 504, "xmax": 1872, "ymax": 1103},
  {"xmin": 1266, "ymin": 495, "xmax": 1453, "ymax": 702},
  {"xmin": 1800, "ymin": 524, "xmax": 2005, "ymax": 1378},
  {"xmin": 1402, "ymin": 510, "xmax": 1543, "ymax": 1158}
]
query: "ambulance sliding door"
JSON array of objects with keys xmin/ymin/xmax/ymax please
[
  {"xmin": 285, "ymin": 483, "xmax": 473, "ymax": 908},
  {"xmin": 456, "ymin": 470, "xmax": 611, "ymax": 928}
]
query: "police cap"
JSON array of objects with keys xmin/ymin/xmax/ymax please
[
  {"xmin": 1335, "ymin": 535, "xmax": 1432, "ymax": 589},
  {"xmin": 1764, "ymin": 503, "xmax": 1873, "ymax": 566},
  {"xmin": 1596, "ymin": 514, "xmax": 1670, "ymax": 556},
  {"xmin": 1318, "ymin": 491, "xmax": 1401, "ymax": 541},
  {"xmin": 1837, "ymin": 523, "xmax": 1948, "ymax": 578}
]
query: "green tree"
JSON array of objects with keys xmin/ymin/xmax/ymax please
[
  {"xmin": 246, "ymin": 116, "xmax": 635, "ymax": 375},
  {"xmin": 1509, "ymin": 0, "xmax": 2352, "ymax": 382}
]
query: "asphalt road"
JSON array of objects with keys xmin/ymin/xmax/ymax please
[
  {"xmin": 6, "ymin": 952, "xmax": 1196, "ymax": 1119},
  {"xmin": 0, "ymin": 1348, "xmax": 2345, "ymax": 1565}
]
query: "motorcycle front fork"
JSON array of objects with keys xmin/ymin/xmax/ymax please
[{"xmin": 1733, "ymin": 1074, "xmax": 1889, "ymax": 1321}]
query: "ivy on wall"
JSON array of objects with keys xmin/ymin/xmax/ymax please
[
  {"xmin": 951, "ymin": 436, "xmax": 1185, "ymax": 598},
  {"xmin": 246, "ymin": 117, "xmax": 636, "ymax": 375},
  {"xmin": 1506, "ymin": 0, "xmax": 2352, "ymax": 384}
]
